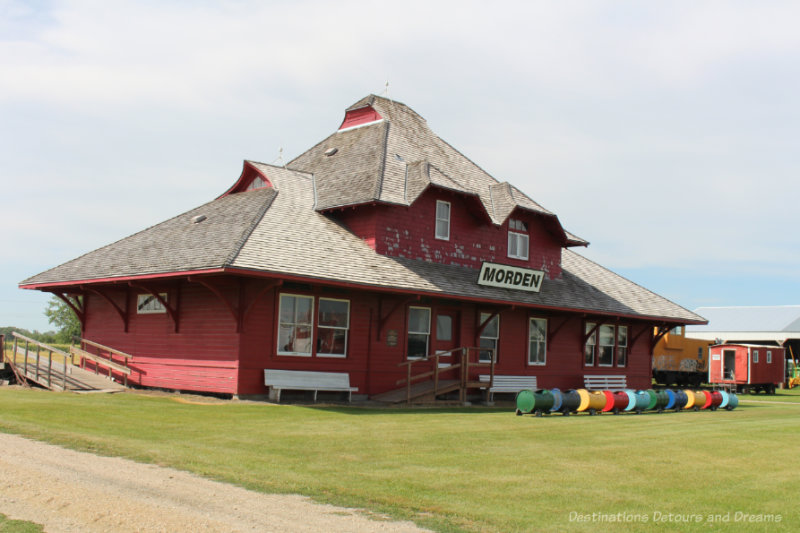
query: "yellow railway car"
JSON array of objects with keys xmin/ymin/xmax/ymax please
[{"xmin": 652, "ymin": 326, "xmax": 714, "ymax": 387}]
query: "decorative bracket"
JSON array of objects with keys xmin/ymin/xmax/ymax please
[{"xmin": 82, "ymin": 285, "xmax": 129, "ymax": 332}]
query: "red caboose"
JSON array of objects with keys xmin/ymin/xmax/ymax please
[{"xmin": 708, "ymin": 344, "xmax": 785, "ymax": 394}]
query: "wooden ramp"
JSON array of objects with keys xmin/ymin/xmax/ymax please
[
  {"xmin": 372, "ymin": 379, "xmax": 461, "ymax": 404},
  {"xmin": 8, "ymin": 336, "xmax": 126, "ymax": 393}
]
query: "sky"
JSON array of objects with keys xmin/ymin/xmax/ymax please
[{"xmin": 1, "ymin": 0, "xmax": 799, "ymax": 332}]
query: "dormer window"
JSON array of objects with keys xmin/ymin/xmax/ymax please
[
  {"xmin": 435, "ymin": 200, "xmax": 450, "ymax": 240},
  {"xmin": 508, "ymin": 219, "xmax": 529, "ymax": 260},
  {"xmin": 246, "ymin": 175, "xmax": 268, "ymax": 191}
]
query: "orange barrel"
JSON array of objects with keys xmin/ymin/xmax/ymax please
[
  {"xmin": 683, "ymin": 389, "xmax": 696, "ymax": 409},
  {"xmin": 700, "ymin": 390, "xmax": 713, "ymax": 409},
  {"xmin": 577, "ymin": 389, "xmax": 591, "ymax": 412},
  {"xmin": 709, "ymin": 391, "xmax": 724, "ymax": 411},
  {"xmin": 587, "ymin": 391, "xmax": 607, "ymax": 415},
  {"xmin": 601, "ymin": 390, "xmax": 616, "ymax": 412},
  {"xmin": 691, "ymin": 390, "xmax": 707, "ymax": 410}
]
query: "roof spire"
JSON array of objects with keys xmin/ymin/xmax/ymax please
[
  {"xmin": 272, "ymin": 147, "xmax": 285, "ymax": 168},
  {"xmin": 381, "ymin": 81, "xmax": 389, "ymax": 99}
]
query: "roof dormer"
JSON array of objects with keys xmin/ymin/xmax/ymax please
[{"xmin": 219, "ymin": 161, "xmax": 274, "ymax": 197}]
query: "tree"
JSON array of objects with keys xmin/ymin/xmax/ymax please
[{"xmin": 44, "ymin": 296, "xmax": 82, "ymax": 343}]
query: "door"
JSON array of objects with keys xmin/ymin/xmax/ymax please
[
  {"xmin": 433, "ymin": 310, "xmax": 460, "ymax": 366},
  {"xmin": 723, "ymin": 349, "xmax": 736, "ymax": 381}
]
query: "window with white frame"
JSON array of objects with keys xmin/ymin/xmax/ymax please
[
  {"xmin": 528, "ymin": 317, "xmax": 547, "ymax": 365},
  {"xmin": 767, "ymin": 350, "xmax": 772, "ymax": 364},
  {"xmin": 598, "ymin": 324, "xmax": 615, "ymax": 366},
  {"xmin": 584, "ymin": 322, "xmax": 596, "ymax": 366},
  {"xmin": 407, "ymin": 307, "xmax": 431, "ymax": 359},
  {"xmin": 246, "ymin": 175, "xmax": 268, "ymax": 191},
  {"xmin": 435, "ymin": 200, "xmax": 450, "ymax": 240},
  {"xmin": 317, "ymin": 298, "xmax": 350, "ymax": 357},
  {"xmin": 616, "ymin": 326, "xmax": 628, "ymax": 367},
  {"xmin": 753, "ymin": 350, "xmax": 759, "ymax": 363},
  {"xmin": 479, "ymin": 312, "xmax": 499, "ymax": 363},
  {"xmin": 278, "ymin": 294, "xmax": 314, "ymax": 356},
  {"xmin": 137, "ymin": 293, "xmax": 167, "ymax": 314},
  {"xmin": 508, "ymin": 219, "xmax": 529, "ymax": 260}
]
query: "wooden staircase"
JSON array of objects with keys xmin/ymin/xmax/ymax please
[{"xmin": 372, "ymin": 347, "xmax": 495, "ymax": 405}]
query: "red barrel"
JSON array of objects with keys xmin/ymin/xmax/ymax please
[
  {"xmin": 602, "ymin": 390, "xmax": 616, "ymax": 412},
  {"xmin": 709, "ymin": 390, "xmax": 723, "ymax": 411},
  {"xmin": 701, "ymin": 390, "xmax": 713, "ymax": 410}
]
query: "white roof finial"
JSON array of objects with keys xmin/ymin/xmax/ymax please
[
  {"xmin": 272, "ymin": 147, "xmax": 285, "ymax": 167},
  {"xmin": 381, "ymin": 81, "xmax": 389, "ymax": 98}
]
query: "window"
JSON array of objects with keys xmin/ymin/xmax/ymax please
[
  {"xmin": 753, "ymin": 350, "xmax": 759, "ymax": 363},
  {"xmin": 508, "ymin": 219, "xmax": 529, "ymax": 260},
  {"xmin": 767, "ymin": 350, "xmax": 772, "ymax": 364},
  {"xmin": 317, "ymin": 298, "xmax": 349, "ymax": 357},
  {"xmin": 246, "ymin": 175, "xmax": 268, "ymax": 191},
  {"xmin": 697, "ymin": 346, "xmax": 704, "ymax": 359},
  {"xmin": 598, "ymin": 324, "xmax": 615, "ymax": 366},
  {"xmin": 435, "ymin": 200, "xmax": 450, "ymax": 240},
  {"xmin": 479, "ymin": 312, "xmax": 499, "ymax": 363},
  {"xmin": 585, "ymin": 322, "xmax": 627, "ymax": 368},
  {"xmin": 584, "ymin": 322, "xmax": 596, "ymax": 366},
  {"xmin": 436, "ymin": 314, "xmax": 453, "ymax": 341},
  {"xmin": 528, "ymin": 317, "xmax": 547, "ymax": 365},
  {"xmin": 671, "ymin": 326, "xmax": 683, "ymax": 336},
  {"xmin": 137, "ymin": 293, "xmax": 167, "ymax": 314},
  {"xmin": 408, "ymin": 307, "xmax": 431, "ymax": 359},
  {"xmin": 616, "ymin": 326, "xmax": 628, "ymax": 367},
  {"xmin": 278, "ymin": 294, "xmax": 314, "ymax": 356}
]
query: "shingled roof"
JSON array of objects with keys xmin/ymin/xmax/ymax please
[{"xmin": 20, "ymin": 96, "xmax": 704, "ymax": 324}]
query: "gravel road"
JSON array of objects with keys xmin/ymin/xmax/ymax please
[{"xmin": 0, "ymin": 432, "xmax": 430, "ymax": 532}]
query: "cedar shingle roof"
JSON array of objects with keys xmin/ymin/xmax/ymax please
[{"xmin": 20, "ymin": 96, "xmax": 703, "ymax": 323}]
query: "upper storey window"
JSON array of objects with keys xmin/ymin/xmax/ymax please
[
  {"xmin": 246, "ymin": 175, "xmax": 268, "ymax": 191},
  {"xmin": 435, "ymin": 200, "xmax": 450, "ymax": 240},
  {"xmin": 508, "ymin": 219, "xmax": 529, "ymax": 260}
]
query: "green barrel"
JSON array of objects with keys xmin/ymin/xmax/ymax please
[
  {"xmin": 532, "ymin": 389, "xmax": 555, "ymax": 415},
  {"xmin": 646, "ymin": 389, "xmax": 658, "ymax": 410},
  {"xmin": 516, "ymin": 389, "xmax": 535, "ymax": 415}
]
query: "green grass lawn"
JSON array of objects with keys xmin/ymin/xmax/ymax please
[
  {"xmin": 0, "ymin": 388, "xmax": 797, "ymax": 532},
  {"xmin": 0, "ymin": 513, "xmax": 43, "ymax": 533}
]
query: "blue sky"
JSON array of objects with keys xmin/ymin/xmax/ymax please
[{"xmin": 2, "ymin": 1, "xmax": 799, "ymax": 332}]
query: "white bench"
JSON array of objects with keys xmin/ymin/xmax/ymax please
[
  {"xmin": 479, "ymin": 375, "xmax": 538, "ymax": 402},
  {"xmin": 264, "ymin": 370, "xmax": 358, "ymax": 402},
  {"xmin": 584, "ymin": 375, "xmax": 627, "ymax": 390}
]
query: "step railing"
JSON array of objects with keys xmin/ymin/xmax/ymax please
[
  {"xmin": 9, "ymin": 332, "xmax": 72, "ymax": 390},
  {"xmin": 72, "ymin": 337, "xmax": 133, "ymax": 387},
  {"xmin": 397, "ymin": 346, "xmax": 495, "ymax": 404}
]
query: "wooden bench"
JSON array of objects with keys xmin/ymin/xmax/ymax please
[
  {"xmin": 264, "ymin": 369, "xmax": 358, "ymax": 402},
  {"xmin": 584, "ymin": 374, "xmax": 627, "ymax": 390},
  {"xmin": 479, "ymin": 375, "xmax": 538, "ymax": 402}
]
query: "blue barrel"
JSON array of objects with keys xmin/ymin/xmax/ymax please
[
  {"xmin": 665, "ymin": 389, "xmax": 676, "ymax": 410},
  {"xmin": 673, "ymin": 389, "xmax": 688, "ymax": 410},
  {"xmin": 726, "ymin": 393, "xmax": 739, "ymax": 410},
  {"xmin": 634, "ymin": 390, "xmax": 650, "ymax": 412},
  {"xmin": 560, "ymin": 389, "xmax": 581, "ymax": 415},
  {"xmin": 550, "ymin": 388, "xmax": 564, "ymax": 413},
  {"xmin": 624, "ymin": 390, "xmax": 638, "ymax": 411},
  {"xmin": 719, "ymin": 391, "xmax": 730, "ymax": 409}
]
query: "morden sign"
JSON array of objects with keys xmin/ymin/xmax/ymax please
[{"xmin": 477, "ymin": 262, "xmax": 544, "ymax": 293}]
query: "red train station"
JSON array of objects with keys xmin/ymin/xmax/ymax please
[{"xmin": 20, "ymin": 95, "xmax": 705, "ymax": 402}]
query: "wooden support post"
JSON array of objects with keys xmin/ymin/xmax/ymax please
[{"xmin": 35, "ymin": 344, "xmax": 41, "ymax": 382}]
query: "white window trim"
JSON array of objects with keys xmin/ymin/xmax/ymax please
[
  {"xmin": 435, "ymin": 200, "xmax": 450, "ymax": 241},
  {"xmin": 408, "ymin": 306, "xmax": 431, "ymax": 360},
  {"xmin": 137, "ymin": 293, "xmax": 167, "ymax": 314},
  {"xmin": 528, "ymin": 317, "xmax": 547, "ymax": 366},
  {"xmin": 317, "ymin": 297, "xmax": 350, "ymax": 359},
  {"xmin": 753, "ymin": 349, "xmax": 759, "ymax": 364},
  {"xmin": 508, "ymin": 232, "xmax": 529, "ymax": 260},
  {"xmin": 277, "ymin": 293, "xmax": 314, "ymax": 357},
  {"xmin": 767, "ymin": 350, "xmax": 772, "ymax": 364},
  {"xmin": 479, "ymin": 312, "xmax": 499, "ymax": 363}
]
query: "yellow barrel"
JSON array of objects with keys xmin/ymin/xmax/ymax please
[
  {"xmin": 693, "ymin": 390, "xmax": 708, "ymax": 410},
  {"xmin": 577, "ymin": 389, "xmax": 591, "ymax": 412},
  {"xmin": 683, "ymin": 389, "xmax": 696, "ymax": 408},
  {"xmin": 587, "ymin": 391, "xmax": 607, "ymax": 415}
]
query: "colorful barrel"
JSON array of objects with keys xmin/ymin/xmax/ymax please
[
  {"xmin": 612, "ymin": 391, "xmax": 629, "ymax": 413},
  {"xmin": 560, "ymin": 390, "xmax": 581, "ymax": 415},
  {"xmin": 587, "ymin": 391, "xmax": 607, "ymax": 414},
  {"xmin": 654, "ymin": 390, "xmax": 670, "ymax": 410},
  {"xmin": 673, "ymin": 389, "xmax": 688, "ymax": 410},
  {"xmin": 700, "ymin": 390, "xmax": 712, "ymax": 410},
  {"xmin": 624, "ymin": 390, "xmax": 638, "ymax": 411},
  {"xmin": 726, "ymin": 393, "xmax": 739, "ymax": 410},
  {"xmin": 719, "ymin": 391, "xmax": 730, "ymax": 409},
  {"xmin": 709, "ymin": 391, "xmax": 723, "ymax": 410},
  {"xmin": 634, "ymin": 390, "xmax": 650, "ymax": 412},
  {"xmin": 683, "ymin": 389, "xmax": 696, "ymax": 409},
  {"xmin": 646, "ymin": 389, "xmax": 658, "ymax": 410},
  {"xmin": 532, "ymin": 389, "xmax": 554, "ymax": 414},
  {"xmin": 516, "ymin": 389, "xmax": 535, "ymax": 414},
  {"xmin": 550, "ymin": 388, "xmax": 563, "ymax": 413},
  {"xmin": 577, "ymin": 389, "xmax": 591, "ymax": 412},
  {"xmin": 601, "ymin": 391, "xmax": 616, "ymax": 412},
  {"xmin": 664, "ymin": 389, "xmax": 676, "ymax": 410}
]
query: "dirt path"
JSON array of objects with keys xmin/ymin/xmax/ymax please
[{"xmin": 0, "ymin": 432, "xmax": 430, "ymax": 532}]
